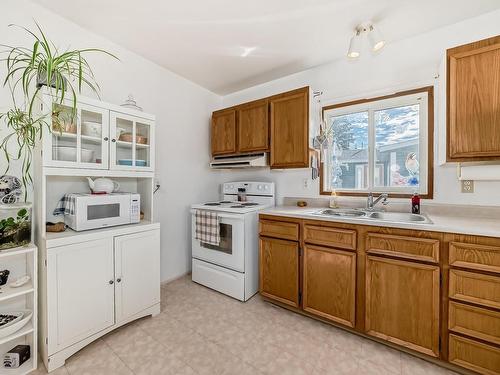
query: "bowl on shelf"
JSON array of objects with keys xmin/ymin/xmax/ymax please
[
  {"xmin": 81, "ymin": 121, "xmax": 102, "ymax": 138},
  {"xmin": 53, "ymin": 146, "xmax": 94, "ymax": 163},
  {"xmin": 119, "ymin": 133, "xmax": 148, "ymax": 145},
  {"xmin": 0, "ymin": 310, "xmax": 32, "ymax": 338},
  {"xmin": 118, "ymin": 159, "xmax": 147, "ymax": 167}
]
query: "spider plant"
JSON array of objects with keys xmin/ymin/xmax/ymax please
[{"xmin": 0, "ymin": 22, "xmax": 118, "ymax": 199}]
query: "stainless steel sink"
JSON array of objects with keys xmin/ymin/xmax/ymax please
[
  {"xmin": 313, "ymin": 208, "xmax": 432, "ymax": 224},
  {"xmin": 314, "ymin": 209, "xmax": 367, "ymax": 217},
  {"xmin": 367, "ymin": 211, "xmax": 431, "ymax": 223}
]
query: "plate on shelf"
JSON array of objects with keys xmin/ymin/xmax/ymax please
[
  {"xmin": 82, "ymin": 121, "xmax": 102, "ymax": 138},
  {"xmin": 118, "ymin": 159, "xmax": 147, "ymax": 167},
  {"xmin": 0, "ymin": 310, "xmax": 32, "ymax": 338}
]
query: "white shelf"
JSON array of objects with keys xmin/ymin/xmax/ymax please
[
  {"xmin": 0, "ymin": 245, "xmax": 36, "ymax": 259},
  {"xmin": 116, "ymin": 140, "xmax": 150, "ymax": 149},
  {"xmin": 0, "ymin": 322, "xmax": 33, "ymax": 346},
  {"xmin": 54, "ymin": 132, "xmax": 102, "ymax": 144},
  {"xmin": 0, "ymin": 283, "xmax": 34, "ymax": 303}
]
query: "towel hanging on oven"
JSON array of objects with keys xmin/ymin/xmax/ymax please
[{"xmin": 195, "ymin": 210, "xmax": 220, "ymax": 246}]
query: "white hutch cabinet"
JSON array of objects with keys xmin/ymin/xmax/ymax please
[{"xmin": 34, "ymin": 90, "xmax": 160, "ymax": 372}]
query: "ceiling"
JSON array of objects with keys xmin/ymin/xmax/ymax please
[{"xmin": 33, "ymin": 0, "xmax": 500, "ymax": 95}]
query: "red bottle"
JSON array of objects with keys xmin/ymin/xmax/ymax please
[{"xmin": 411, "ymin": 193, "xmax": 420, "ymax": 214}]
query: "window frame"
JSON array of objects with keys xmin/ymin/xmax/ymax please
[{"xmin": 320, "ymin": 86, "xmax": 434, "ymax": 199}]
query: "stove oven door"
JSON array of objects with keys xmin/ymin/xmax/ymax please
[{"xmin": 191, "ymin": 210, "xmax": 245, "ymax": 272}]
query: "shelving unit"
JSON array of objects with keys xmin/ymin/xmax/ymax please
[{"xmin": 0, "ymin": 244, "xmax": 37, "ymax": 375}]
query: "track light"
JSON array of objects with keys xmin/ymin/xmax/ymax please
[
  {"xmin": 347, "ymin": 29, "xmax": 362, "ymax": 59},
  {"xmin": 347, "ymin": 23, "xmax": 386, "ymax": 59},
  {"xmin": 368, "ymin": 24, "xmax": 385, "ymax": 52}
]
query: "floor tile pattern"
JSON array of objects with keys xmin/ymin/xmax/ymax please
[{"xmin": 33, "ymin": 275, "xmax": 460, "ymax": 375}]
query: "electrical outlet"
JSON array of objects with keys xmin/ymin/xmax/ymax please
[
  {"xmin": 303, "ymin": 178, "xmax": 309, "ymax": 189},
  {"xmin": 461, "ymin": 180, "xmax": 474, "ymax": 193}
]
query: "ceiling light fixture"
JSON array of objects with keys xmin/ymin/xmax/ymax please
[{"xmin": 347, "ymin": 23, "xmax": 385, "ymax": 59}]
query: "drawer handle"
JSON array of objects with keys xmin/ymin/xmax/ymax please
[
  {"xmin": 116, "ymin": 278, "xmax": 122, "ymax": 283},
  {"xmin": 109, "ymin": 280, "xmax": 114, "ymax": 285},
  {"xmin": 103, "ymin": 137, "xmax": 109, "ymax": 141}
]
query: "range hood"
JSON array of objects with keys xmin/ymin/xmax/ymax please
[{"xmin": 210, "ymin": 152, "xmax": 268, "ymax": 169}]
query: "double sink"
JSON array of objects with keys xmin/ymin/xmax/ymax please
[{"xmin": 313, "ymin": 208, "xmax": 432, "ymax": 224}]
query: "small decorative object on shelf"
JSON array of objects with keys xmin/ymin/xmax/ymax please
[
  {"xmin": 120, "ymin": 94, "xmax": 143, "ymax": 111},
  {"xmin": 0, "ymin": 270, "xmax": 10, "ymax": 286},
  {"xmin": 10, "ymin": 275, "xmax": 30, "ymax": 288},
  {"xmin": 0, "ymin": 310, "xmax": 32, "ymax": 338},
  {"xmin": 3, "ymin": 345, "xmax": 30, "ymax": 369},
  {"xmin": 46, "ymin": 222, "xmax": 66, "ymax": 233},
  {"xmin": 297, "ymin": 201, "xmax": 308, "ymax": 207},
  {"xmin": 0, "ymin": 204, "xmax": 32, "ymax": 251},
  {"xmin": 0, "ymin": 176, "xmax": 22, "ymax": 205}
]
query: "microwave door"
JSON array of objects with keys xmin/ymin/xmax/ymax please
[{"xmin": 78, "ymin": 195, "xmax": 130, "ymax": 230}]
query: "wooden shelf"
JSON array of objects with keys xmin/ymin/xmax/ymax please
[
  {"xmin": 0, "ymin": 283, "xmax": 34, "ymax": 303},
  {"xmin": 0, "ymin": 322, "xmax": 33, "ymax": 346}
]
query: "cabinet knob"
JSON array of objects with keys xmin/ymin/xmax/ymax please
[
  {"xmin": 104, "ymin": 137, "xmax": 109, "ymax": 141},
  {"xmin": 111, "ymin": 139, "xmax": 116, "ymax": 143},
  {"xmin": 117, "ymin": 278, "xmax": 122, "ymax": 283},
  {"xmin": 109, "ymin": 280, "xmax": 114, "ymax": 285}
]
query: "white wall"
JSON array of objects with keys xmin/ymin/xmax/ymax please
[
  {"xmin": 0, "ymin": 0, "xmax": 222, "ymax": 282},
  {"xmin": 220, "ymin": 9, "xmax": 500, "ymax": 206}
]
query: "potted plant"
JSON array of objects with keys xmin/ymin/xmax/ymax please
[
  {"xmin": 0, "ymin": 205, "xmax": 31, "ymax": 250},
  {"xmin": 0, "ymin": 22, "xmax": 117, "ymax": 198}
]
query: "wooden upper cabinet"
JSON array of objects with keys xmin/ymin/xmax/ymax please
[
  {"xmin": 365, "ymin": 256, "xmax": 440, "ymax": 357},
  {"xmin": 259, "ymin": 236, "xmax": 299, "ymax": 307},
  {"xmin": 303, "ymin": 244, "xmax": 356, "ymax": 327},
  {"xmin": 211, "ymin": 109, "xmax": 237, "ymax": 155},
  {"xmin": 447, "ymin": 35, "xmax": 500, "ymax": 161},
  {"xmin": 237, "ymin": 100, "xmax": 269, "ymax": 153},
  {"xmin": 270, "ymin": 87, "xmax": 309, "ymax": 168}
]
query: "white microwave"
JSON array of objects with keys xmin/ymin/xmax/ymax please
[{"xmin": 64, "ymin": 193, "xmax": 141, "ymax": 231}]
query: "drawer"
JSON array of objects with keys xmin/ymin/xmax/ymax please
[
  {"xmin": 449, "ymin": 334, "xmax": 500, "ymax": 375},
  {"xmin": 449, "ymin": 301, "xmax": 500, "ymax": 345},
  {"xmin": 449, "ymin": 270, "xmax": 500, "ymax": 309},
  {"xmin": 450, "ymin": 241, "xmax": 500, "ymax": 274},
  {"xmin": 304, "ymin": 224, "xmax": 356, "ymax": 250},
  {"xmin": 366, "ymin": 233, "xmax": 439, "ymax": 263},
  {"xmin": 259, "ymin": 220, "xmax": 299, "ymax": 241}
]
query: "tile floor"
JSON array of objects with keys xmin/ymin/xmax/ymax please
[{"xmin": 33, "ymin": 275, "xmax": 460, "ymax": 375}]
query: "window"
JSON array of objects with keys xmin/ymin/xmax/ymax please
[{"xmin": 321, "ymin": 87, "xmax": 433, "ymax": 198}]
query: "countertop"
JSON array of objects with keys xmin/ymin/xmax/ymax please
[{"xmin": 260, "ymin": 205, "xmax": 500, "ymax": 238}]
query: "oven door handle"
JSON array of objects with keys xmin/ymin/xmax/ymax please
[{"xmin": 190, "ymin": 209, "xmax": 245, "ymax": 221}]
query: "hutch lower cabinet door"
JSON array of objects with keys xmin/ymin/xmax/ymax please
[
  {"xmin": 302, "ymin": 244, "xmax": 356, "ymax": 327},
  {"xmin": 47, "ymin": 238, "xmax": 115, "ymax": 355},
  {"xmin": 114, "ymin": 229, "xmax": 161, "ymax": 324},
  {"xmin": 365, "ymin": 256, "xmax": 440, "ymax": 357}
]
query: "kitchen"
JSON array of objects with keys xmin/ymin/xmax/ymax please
[{"xmin": 0, "ymin": 0, "xmax": 500, "ymax": 374}]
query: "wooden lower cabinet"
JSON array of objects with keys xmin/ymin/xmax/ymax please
[
  {"xmin": 365, "ymin": 256, "xmax": 440, "ymax": 357},
  {"xmin": 259, "ymin": 236, "xmax": 299, "ymax": 307},
  {"xmin": 303, "ymin": 244, "xmax": 356, "ymax": 327}
]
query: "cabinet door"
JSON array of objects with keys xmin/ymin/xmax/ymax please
[
  {"xmin": 43, "ymin": 96, "xmax": 109, "ymax": 169},
  {"xmin": 303, "ymin": 245, "xmax": 356, "ymax": 327},
  {"xmin": 211, "ymin": 110, "xmax": 237, "ymax": 155},
  {"xmin": 237, "ymin": 100, "xmax": 269, "ymax": 153},
  {"xmin": 114, "ymin": 229, "xmax": 160, "ymax": 324},
  {"xmin": 109, "ymin": 112, "xmax": 155, "ymax": 171},
  {"xmin": 259, "ymin": 236, "xmax": 299, "ymax": 307},
  {"xmin": 447, "ymin": 36, "xmax": 500, "ymax": 161},
  {"xmin": 365, "ymin": 256, "xmax": 440, "ymax": 357},
  {"xmin": 47, "ymin": 238, "xmax": 114, "ymax": 355},
  {"xmin": 270, "ymin": 87, "xmax": 309, "ymax": 168}
]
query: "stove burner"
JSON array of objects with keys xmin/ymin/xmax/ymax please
[
  {"xmin": 219, "ymin": 201, "xmax": 232, "ymax": 204},
  {"xmin": 241, "ymin": 202, "xmax": 259, "ymax": 206},
  {"xmin": 204, "ymin": 203, "xmax": 221, "ymax": 206},
  {"xmin": 230, "ymin": 205, "xmax": 245, "ymax": 208}
]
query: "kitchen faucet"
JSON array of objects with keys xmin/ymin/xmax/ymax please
[{"xmin": 366, "ymin": 192, "xmax": 388, "ymax": 211}]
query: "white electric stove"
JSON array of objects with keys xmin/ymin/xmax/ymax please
[{"xmin": 191, "ymin": 181, "xmax": 275, "ymax": 301}]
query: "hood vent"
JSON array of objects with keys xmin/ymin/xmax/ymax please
[{"xmin": 210, "ymin": 152, "xmax": 268, "ymax": 169}]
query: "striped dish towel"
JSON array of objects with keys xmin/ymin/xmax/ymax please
[
  {"xmin": 195, "ymin": 210, "xmax": 220, "ymax": 246},
  {"xmin": 53, "ymin": 193, "xmax": 80, "ymax": 216}
]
